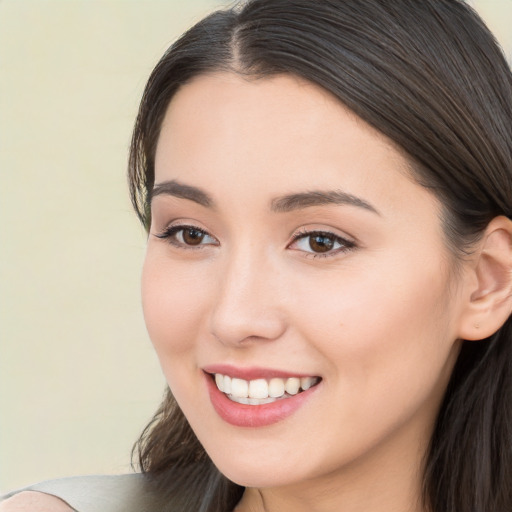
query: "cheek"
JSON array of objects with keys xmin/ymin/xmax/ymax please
[
  {"xmin": 292, "ymin": 254, "xmax": 456, "ymax": 408},
  {"xmin": 297, "ymin": 255, "xmax": 449, "ymax": 338},
  {"xmin": 274, "ymin": 256, "xmax": 459, "ymax": 472},
  {"xmin": 141, "ymin": 250, "xmax": 210, "ymax": 362}
]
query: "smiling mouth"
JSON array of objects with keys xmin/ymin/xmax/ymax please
[{"xmin": 211, "ymin": 373, "xmax": 322, "ymax": 405}]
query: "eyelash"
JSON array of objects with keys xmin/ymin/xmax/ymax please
[
  {"xmin": 154, "ymin": 224, "xmax": 218, "ymax": 250},
  {"xmin": 288, "ymin": 228, "xmax": 356, "ymax": 259},
  {"xmin": 154, "ymin": 224, "xmax": 356, "ymax": 258}
]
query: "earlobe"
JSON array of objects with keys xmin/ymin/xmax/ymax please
[{"xmin": 458, "ymin": 216, "xmax": 512, "ymax": 341}]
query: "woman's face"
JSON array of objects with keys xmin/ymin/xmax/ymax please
[{"xmin": 142, "ymin": 73, "xmax": 466, "ymax": 490}]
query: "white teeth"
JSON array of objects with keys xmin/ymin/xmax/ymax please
[
  {"xmin": 223, "ymin": 375, "xmax": 232, "ymax": 394},
  {"xmin": 268, "ymin": 378, "xmax": 285, "ymax": 398},
  {"xmin": 248, "ymin": 379, "xmax": 269, "ymax": 399},
  {"xmin": 301, "ymin": 376, "xmax": 315, "ymax": 391},
  {"xmin": 215, "ymin": 373, "xmax": 224, "ymax": 392},
  {"xmin": 231, "ymin": 395, "xmax": 279, "ymax": 405},
  {"xmin": 231, "ymin": 378, "xmax": 249, "ymax": 398},
  {"xmin": 213, "ymin": 373, "xmax": 320, "ymax": 403},
  {"xmin": 285, "ymin": 377, "xmax": 300, "ymax": 395},
  {"xmin": 231, "ymin": 396, "xmax": 249, "ymax": 405}
]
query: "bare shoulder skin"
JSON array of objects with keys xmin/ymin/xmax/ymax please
[{"xmin": 0, "ymin": 491, "xmax": 74, "ymax": 512}]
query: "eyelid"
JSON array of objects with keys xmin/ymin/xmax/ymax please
[
  {"xmin": 289, "ymin": 225, "xmax": 356, "ymax": 243},
  {"xmin": 152, "ymin": 217, "xmax": 214, "ymax": 238},
  {"xmin": 288, "ymin": 227, "xmax": 357, "ymax": 258},
  {"xmin": 153, "ymin": 222, "xmax": 219, "ymax": 248}
]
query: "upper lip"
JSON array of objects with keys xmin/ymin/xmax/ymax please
[{"xmin": 202, "ymin": 364, "xmax": 319, "ymax": 381}]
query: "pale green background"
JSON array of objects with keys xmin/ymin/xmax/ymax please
[{"xmin": 0, "ymin": 0, "xmax": 510, "ymax": 493}]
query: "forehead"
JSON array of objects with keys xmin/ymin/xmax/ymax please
[
  {"xmin": 153, "ymin": 71, "xmax": 449, "ymax": 263},
  {"xmin": 155, "ymin": 72, "xmax": 410, "ymax": 188},
  {"xmin": 159, "ymin": 72, "xmax": 390, "ymax": 145}
]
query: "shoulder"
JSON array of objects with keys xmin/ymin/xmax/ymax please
[
  {"xmin": 1, "ymin": 474, "xmax": 148, "ymax": 512},
  {"xmin": 0, "ymin": 491, "xmax": 74, "ymax": 511}
]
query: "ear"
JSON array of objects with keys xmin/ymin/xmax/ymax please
[{"xmin": 457, "ymin": 216, "xmax": 512, "ymax": 341}]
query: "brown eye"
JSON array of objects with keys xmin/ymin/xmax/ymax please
[
  {"xmin": 289, "ymin": 229, "xmax": 355, "ymax": 257},
  {"xmin": 182, "ymin": 228, "xmax": 205, "ymax": 246},
  {"xmin": 308, "ymin": 234, "xmax": 335, "ymax": 253},
  {"xmin": 155, "ymin": 225, "xmax": 218, "ymax": 248}
]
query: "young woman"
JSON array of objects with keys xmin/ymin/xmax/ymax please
[{"xmin": 2, "ymin": 0, "xmax": 512, "ymax": 511}]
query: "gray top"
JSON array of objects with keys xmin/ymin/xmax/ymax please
[{"xmin": 0, "ymin": 474, "xmax": 153, "ymax": 512}]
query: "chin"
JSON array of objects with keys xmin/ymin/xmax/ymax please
[
  {"xmin": 216, "ymin": 461, "xmax": 301, "ymax": 489},
  {"xmin": 200, "ymin": 439, "xmax": 313, "ymax": 489}
]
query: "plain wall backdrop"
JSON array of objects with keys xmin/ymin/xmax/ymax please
[{"xmin": 1, "ymin": 0, "xmax": 511, "ymax": 494}]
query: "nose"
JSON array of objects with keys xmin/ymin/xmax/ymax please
[{"xmin": 209, "ymin": 246, "xmax": 287, "ymax": 346}]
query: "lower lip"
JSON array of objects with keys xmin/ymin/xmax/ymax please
[{"xmin": 204, "ymin": 373, "xmax": 320, "ymax": 428}]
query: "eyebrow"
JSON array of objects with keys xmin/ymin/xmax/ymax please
[
  {"xmin": 151, "ymin": 180, "xmax": 214, "ymax": 208},
  {"xmin": 150, "ymin": 180, "xmax": 379, "ymax": 215},
  {"xmin": 270, "ymin": 190, "xmax": 380, "ymax": 215}
]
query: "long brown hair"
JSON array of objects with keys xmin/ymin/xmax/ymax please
[{"xmin": 129, "ymin": 1, "xmax": 512, "ymax": 510}]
